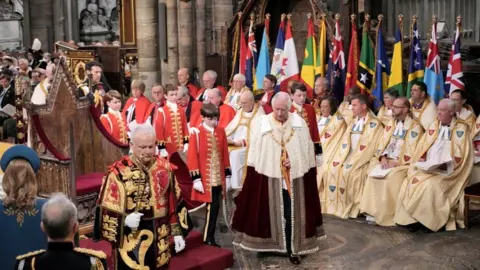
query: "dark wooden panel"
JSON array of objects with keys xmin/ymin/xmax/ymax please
[{"xmin": 121, "ymin": 0, "xmax": 136, "ymax": 47}]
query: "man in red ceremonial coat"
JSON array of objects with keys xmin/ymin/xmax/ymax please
[
  {"xmin": 156, "ymin": 84, "xmax": 204, "ymax": 211},
  {"xmin": 94, "ymin": 124, "xmax": 187, "ymax": 269},
  {"xmin": 176, "ymin": 85, "xmax": 202, "ymax": 127},
  {"xmin": 232, "ymin": 92, "xmax": 324, "ymax": 265},
  {"xmin": 188, "ymin": 103, "xmax": 231, "ymax": 247},
  {"xmin": 197, "ymin": 70, "xmax": 227, "ymax": 101},
  {"xmin": 178, "ymin": 68, "xmax": 200, "ymax": 98},
  {"xmin": 255, "ymin": 74, "xmax": 278, "ymax": 114},
  {"xmin": 190, "ymin": 88, "xmax": 235, "ymax": 128},
  {"xmin": 123, "ymin": 80, "xmax": 152, "ymax": 132},
  {"xmin": 290, "ymin": 81, "xmax": 322, "ymax": 155},
  {"xmin": 100, "ymin": 90, "xmax": 128, "ymax": 143},
  {"xmin": 145, "ymin": 83, "xmax": 165, "ymax": 126}
]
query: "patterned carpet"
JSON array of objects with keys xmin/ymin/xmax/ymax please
[{"xmin": 192, "ymin": 210, "xmax": 480, "ymax": 269}]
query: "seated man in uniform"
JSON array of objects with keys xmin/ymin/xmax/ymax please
[
  {"xmin": 15, "ymin": 193, "xmax": 107, "ymax": 269},
  {"xmin": 409, "ymin": 82, "xmax": 436, "ymax": 130},
  {"xmin": 394, "ymin": 99, "xmax": 473, "ymax": 232},
  {"xmin": 360, "ymin": 97, "xmax": 424, "ymax": 226},
  {"xmin": 224, "ymin": 90, "xmax": 265, "ymax": 191}
]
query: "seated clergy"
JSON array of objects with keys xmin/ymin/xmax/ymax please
[
  {"xmin": 224, "ymin": 91, "xmax": 265, "ymax": 190},
  {"xmin": 359, "ymin": 97, "xmax": 424, "ymax": 226},
  {"xmin": 224, "ymin": 73, "xmax": 250, "ymax": 111},
  {"xmin": 394, "ymin": 99, "xmax": 473, "ymax": 232},
  {"xmin": 450, "ymin": 89, "xmax": 476, "ymax": 131},
  {"xmin": 192, "ymin": 88, "xmax": 235, "ymax": 128},
  {"xmin": 197, "ymin": 70, "xmax": 227, "ymax": 101},
  {"xmin": 409, "ymin": 82, "xmax": 436, "ymax": 130},
  {"xmin": 338, "ymin": 86, "xmax": 361, "ymax": 125},
  {"xmin": 176, "ymin": 85, "xmax": 202, "ymax": 128},
  {"xmin": 377, "ymin": 88, "xmax": 399, "ymax": 126},
  {"xmin": 322, "ymin": 94, "xmax": 383, "ymax": 218},
  {"xmin": 316, "ymin": 96, "xmax": 346, "ymax": 202},
  {"xmin": 31, "ymin": 63, "xmax": 55, "ymax": 105}
]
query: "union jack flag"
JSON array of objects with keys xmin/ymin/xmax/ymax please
[
  {"xmin": 445, "ymin": 23, "xmax": 464, "ymax": 95},
  {"xmin": 245, "ymin": 22, "xmax": 257, "ymax": 89},
  {"xmin": 328, "ymin": 19, "xmax": 345, "ymax": 102}
]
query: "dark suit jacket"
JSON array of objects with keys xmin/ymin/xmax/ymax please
[{"xmin": 0, "ymin": 81, "xmax": 16, "ymax": 109}]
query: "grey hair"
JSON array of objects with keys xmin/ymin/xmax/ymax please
[
  {"xmin": 41, "ymin": 193, "xmax": 77, "ymax": 240},
  {"xmin": 443, "ymin": 98, "xmax": 456, "ymax": 112},
  {"xmin": 177, "ymin": 85, "xmax": 189, "ymax": 98},
  {"xmin": 43, "ymin": 53, "xmax": 51, "ymax": 59},
  {"xmin": 233, "ymin": 73, "xmax": 246, "ymax": 82},
  {"xmin": 315, "ymin": 77, "xmax": 329, "ymax": 86},
  {"xmin": 240, "ymin": 90, "xmax": 254, "ymax": 101},
  {"xmin": 209, "ymin": 87, "xmax": 222, "ymax": 97},
  {"xmin": 271, "ymin": 92, "xmax": 292, "ymax": 109},
  {"xmin": 204, "ymin": 70, "xmax": 217, "ymax": 80},
  {"xmin": 18, "ymin": 58, "xmax": 28, "ymax": 65},
  {"xmin": 130, "ymin": 123, "xmax": 156, "ymax": 143}
]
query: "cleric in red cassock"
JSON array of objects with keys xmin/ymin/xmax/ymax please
[
  {"xmin": 232, "ymin": 92, "xmax": 324, "ymax": 265},
  {"xmin": 196, "ymin": 70, "xmax": 227, "ymax": 101},
  {"xmin": 145, "ymin": 83, "xmax": 165, "ymax": 126},
  {"xmin": 177, "ymin": 68, "xmax": 200, "ymax": 98}
]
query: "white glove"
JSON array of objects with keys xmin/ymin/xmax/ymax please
[
  {"xmin": 174, "ymin": 235, "xmax": 186, "ymax": 253},
  {"xmin": 316, "ymin": 155, "xmax": 323, "ymax": 167},
  {"xmin": 183, "ymin": 143, "xmax": 189, "ymax": 153},
  {"xmin": 193, "ymin": 179, "xmax": 204, "ymax": 193},
  {"xmin": 125, "ymin": 212, "xmax": 143, "ymax": 229},
  {"xmin": 160, "ymin": 148, "xmax": 168, "ymax": 158}
]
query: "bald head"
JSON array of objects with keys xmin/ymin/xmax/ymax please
[
  {"xmin": 240, "ymin": 90, "xmax": 255, "ymax": 112},
  {"xmin": 177, "ymin": 68, "xmax": 189, "ymax": 85},
  {"xmin": 41, "ymin": 193, "xmax": 78, "ymax": 241}
]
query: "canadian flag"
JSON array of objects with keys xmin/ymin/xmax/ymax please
[{"xmin": 279, "ymin": 19, "xmax": 299, "ymax": 91}]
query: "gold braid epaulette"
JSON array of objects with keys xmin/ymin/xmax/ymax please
[
  {"xmin": 74, "ymin": 247, "xmax": 107, "ymax": 259},
  {"xmin": 16, "ymin": 249, "xmax": 46, "ymax": 260}
]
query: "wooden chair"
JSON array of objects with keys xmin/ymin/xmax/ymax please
[{"xmin": 464, "ymin": 182, "xmax": 480, "ymax": 228}]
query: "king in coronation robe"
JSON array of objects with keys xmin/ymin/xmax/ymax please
[{"xmin": 224, "ymin": 91, "xmax": 264, "ymax": 190}]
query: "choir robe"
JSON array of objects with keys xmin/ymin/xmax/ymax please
[
  {"xmin": 93, "ymin": 155, "xmax": 185, "ymax": 269},
  {"xmin": 337, "ymin": 101, "xmax": 354, "ymax": 125},
  {"xmin": 224, "ymin": 86, "xmax": 250, "ymax": 111},
  {"xmin": 224, "ymin": 103, "xmax": 265, "ymax": 190},
  {"xmin": 100, "ymin": 109, "xmax": 128, "ymax": 144},
  {"xmin": 122, "ymin": 95, "xmax": 151, "ymax": 128},
  {"xmin": 394, "ymin": 118, "xmax": 473, "ymax": 231},
  {"xmin": 31, "ymin": 78, "xmax": 50, "ymax": 105},
  {"xmin": 232, "ymin": 113, "xmax": 324, "ymax": 254},
  {"xmin": 184, "ymin": 83, "xmax": 200, "ymax": 98},
  {"xmin": 196, "ymin": 85, "xmax": 227, "ymax": 101},
  {"xmin": 359, "ymin": 116, "xmax": 423, "ymax": 226},
  {"xmin": 456, "ymin": 105, "xmax": 476, "ymax": 131},
  {"xmin": 470, "ymin": 117, "xmax": 480, "ymax": 209},
  {"xmin": 145, "ymin": 101, "xmax": 165, "ymax": 126},
  {"xmin": 154, "ymin": 101, "xmax": 203, "ymax": 210},
  {"xmin": 316, "ymin": 113, "xmax": 346, "ymax": 203},
  {"xmin": 255, "ymin": 90, "xmax": 276, "ymax": 114},
  {"xmin": 410, "ymin": 97, "xmax": 437, "ymax": 130},
  {"xmin": 290, "ymin": 102, "xmax": 321, "ymax": 154},
  {"xmin": 190, "ymin": 103, "xmax": 236, "ymax": 129},
  {"xmin": 0, "ymin": 198, "xmax": 48, "ymax": 270},
  {"xmin": 377, "ymin": 105, "xmax": 393, "ymax": 126},
  {"xmin": 187, "ymin": 123, "xmax": 231, "ymax": 203},
  {"xmin": 321, "ymin": 112, "xmax": 383, "ymax": 218}
]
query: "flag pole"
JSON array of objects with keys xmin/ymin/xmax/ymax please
[
  {"xmin": 229, "ymin": 12, "xmax": 243, "ymax": 83},
  {"xmin": 372, "ymin": 14, "xmax": 383, "ymax": 93}
]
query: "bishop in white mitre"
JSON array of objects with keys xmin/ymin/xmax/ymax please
[
  {"xmin": 394, "ymin": 99, "xmax": 473, "ymax": 232},
  {"xmin": 224, "ymin": 91, "xmax": 264, "ymax": 190}
]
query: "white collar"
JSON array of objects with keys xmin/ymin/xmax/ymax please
[
  {"xmin": 292, "ymin": 102, "xmax": 302, "ymax": 111},
  {"xmin": 202, "ymin": 122, "xmax": 214, "ymax": 133},
  {"xmin": 166, "ymin": 100, "xmax": 177, "ymax": 110}
]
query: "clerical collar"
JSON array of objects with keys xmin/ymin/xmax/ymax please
[
  {"xmin": 47, "ymin": 241, "xmax": 74, "ymax": 252},
  {"xmin": 413, "ymin": 100, "xmax": 424, "ymax": 109}
]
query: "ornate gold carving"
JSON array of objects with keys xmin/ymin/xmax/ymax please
[
  {"xmin": 101, "ymin": 215, "xmax": 118, "ymax": 242},
  {"xmin": 73, "ymin": 247, "xmax": 107, "ymax": 259},
  {"xmin": 179, "ymin": 207, "xmax": 189, "ymax": 230},
  {"xmin": 119, "ymin": 229, "xmax": 154, "ymax": 269},
  {"xmin": 3, "ymin": 203, "xmax": 39, "ymax": 227},
  {"xmin": 157, "ymin": 224, "xmax": 170, "ymax": 238},
  {"xmin": 157, "ymin": 252, "xmax": 171, "ymax": 268}
]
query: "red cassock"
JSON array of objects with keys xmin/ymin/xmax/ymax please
[
  {"xmin": 122, "ymin": 95, "xmax": 151, "ymax": 127},
  {"xmin": 187, "ymin": 100, "xmax": 203, "ymax": 128},
  {"xmin": 190, "ymin": 103, "xmax": 236, "ymax": 129},
  {"xmin": 196, "ymin": 85, "xmax": 228, "ymax": 100},
  {"xmin": 290, "ymin": 104, "xmax": 320, "ymax": 144},
  {"xmin": 145, "ymin": 101, "xmax": 165, "ymax": 126},
  {"xmin": 185, "ymin": 83, "xmax": 201, "ymax": 98},
  {"xmin": 259, "ymin": 91, "xmax": 275, "ymax": 114},
  {"xmin": 187, "ymin": 125, "xmax": 230, "ymax": 203},
  {"xmin": 100, "ymin": 111, "xmax": 128, "ymax": 144}
]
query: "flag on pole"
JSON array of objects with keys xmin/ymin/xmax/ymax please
[
  {"xmin": 245, "ymin": 15, "xmax": 257, "ymax": 89},
  {"xmin": 239, "ymin": 21, "xmax": 248, "ymax": 75},
  {"xmin": 328, "ymin": 14, "xmax": 346, "ymax": 102},
  {"xmin": 315, "ymin": 14, "xmax": 328, "ymax": 79},
  {"xmin": 357, "ymin": 15, "xmax": 375, "ymax": 94},
  {"xmin": 406, "ymin": 16, "xmax": 424, "ymax": 97},
  {"xmin": 345, "ymin": 14, "xmax": 359, "ymax": 95},
  {"xmin": 256, "ymin": 14, "xmax": 271, "ymax": 90},
  {"xmin": 300, "ymin": 13, "xmax": 317, "ymax": 99},
  {"xmin": 271, "ymin": 14, "xmax": 286, "ymax": 90},
  {"xmin": 372, "ymin": 15, "xmax": 390, "ymax": 110},
  {"xmin": 445, "ymin": 16, "xmax": 465, "ymax": 95},
  {"xmin": 424, "ymin": 16, "xmax": 444, "ymax": 104},
  {"xmin": 279, "ymin": 14, "xmax": 299, "ymax": 91},
  {"xmin": 388, "ymin": 15, "xmax": 405, "ymax": 96}
]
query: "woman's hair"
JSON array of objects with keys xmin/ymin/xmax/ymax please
[
  {"xmin": 321, "ymin": 96, "xmax": 338, "ymax": 115},
  {"xmin": 2, "ymin": 159, "xmax": 37, "ymax": 209}
]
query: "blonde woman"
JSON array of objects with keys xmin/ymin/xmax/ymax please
[{"xmin": 0, "ymin": 145, "xmax": 46, "ymax": 269}]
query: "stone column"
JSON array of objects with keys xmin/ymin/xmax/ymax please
[
  {"xmin": 53, "ymin": 0, "xmax": 65, "ymax": 42},
  {"xmin": 135, "ymin": 0, "xmax": 159, "ymax": 97},
  {"xmin": 195, "ymin": 0, "xmax": 206, "ymax": 77},
  {"xmin": 165, "ymin": 0, "xmax": 179, "ymax": 84},
  {"xmin": 213, "ymin": 0, "xmax": 233, "ymax": 53},
  {"xmin": 30, "ymin": 0, "xmax": 54, "ymax": 52},
  {"xmin": 178, "ymin": 0, "xmax": 193, "ymax": 70}
]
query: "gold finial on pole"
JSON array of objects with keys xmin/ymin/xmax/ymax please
[
  {"xmin": 321, "ymin": 13, "xmax": 326, "ymax": 20},
  {"xmin": 266, "ymin": 13, "xmax": 271, "ymax": 20},
  {"xmin": 249, "ymin": 12, "xmax": 255, "ymax": 22},
  {"xmin": 432, "ymin": 15, "xmax": 437, "ymax": 24},
  {"xmin": 456, "ymin": 15, "xmax": 462, "ymax": 26},
  {"xmin": 398, "ymin": 14, "xmax": 404, "ymax": 23},
  {"xmin": 365, "ymin": 14, "xmax": 370, "ymax": 21},
  {"xmin": 412, "ymin": 15, "xmax": 418, "ymax": 23},
  {"xmin": 378, "ymin": 14, "xmax": 384, "ymax": 21},
  {"xmin": 351, "ymin": 13, "xmax": 356, "ymax": 22},
  {"xmin": 287, "ymin": 13, "xmax": 292, "ymax": 20},
  {"xmin": 307, "ymin": 12, "xmax": 311, "ymax": 19},
  {"xmin": 281, "ymin": 13, "xmax": 286, "ymax": 21},
  {"xmin": 335, "ymin": 13, "xmax": 341, "ymax": 21},
  {"xmin": 237, "ymin": 12, "xmax": 242, "ymax": 19}
]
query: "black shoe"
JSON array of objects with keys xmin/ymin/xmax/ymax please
[
  {"xmin": 407, "ymin": 223, "xmax": 421, "ymax": 232},
  {"xmin": 289, "ymin": 255, "xmax": 301, "ymax": 265},
  {"xmin": 204, "ymin": 241, "xmax": 221, "ymax": 248}
]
